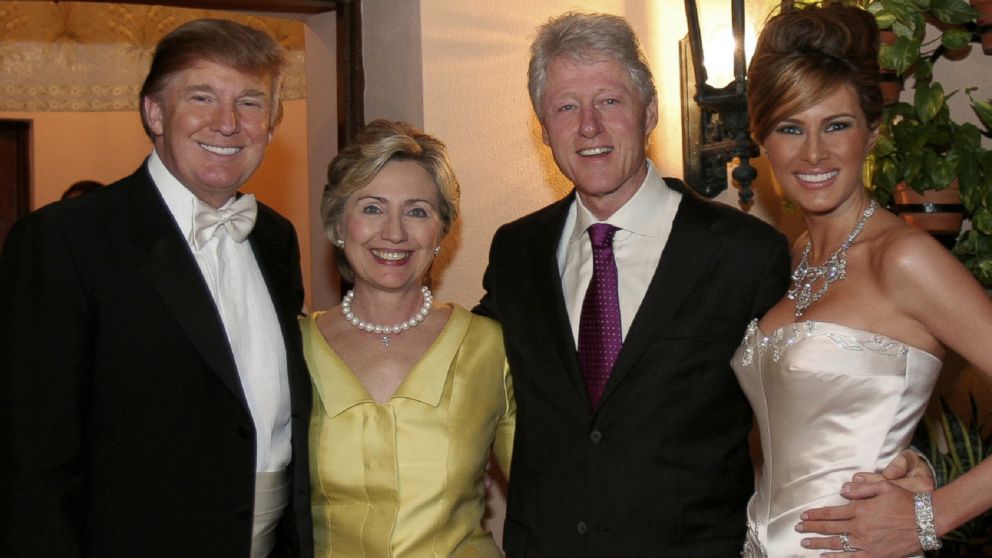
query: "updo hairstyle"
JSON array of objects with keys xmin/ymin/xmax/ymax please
[{"xmin": 747, "ymin": 3, "xmax": 882, "ymax": 143}]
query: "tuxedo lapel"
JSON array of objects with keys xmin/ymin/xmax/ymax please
[
  {"xmin": 247, "ymin": 209, "xmax": 310, "ymax": 411},
  {"xmin": 248, "ymin": 210, "xmax": 299, "ymax": 333},
  {"xmin": 125, "ymin": 166, "xmax": 247, "ymax": 407},
  {"xmin": 598, "ymin": 194, "xmax": 723, "ymax": 407}
]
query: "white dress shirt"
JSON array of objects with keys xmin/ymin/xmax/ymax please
[
  {"xmin": 149, "ymin": 151, "xmax": 292, "ymax": 473},
  {"xmin": 558, "ymin": 162, "xmax": 683, "ymax": 346}
]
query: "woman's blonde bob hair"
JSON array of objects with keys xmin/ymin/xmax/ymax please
[{"xmin": 321, "ymin": 119, "xmax": 461, "ymax": 283}]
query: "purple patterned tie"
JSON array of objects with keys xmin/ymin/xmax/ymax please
[{"xmin": 578, "ymin": 223, "xmax": 622, "ymax": 409}]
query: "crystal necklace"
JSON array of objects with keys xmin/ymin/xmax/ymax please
[
  {"xmin": 341, "ymin": 285, "xmax": 433, "ymax": 347},
  {"xmin": 787, "ymin": 199, "xmax": 877, "ymax": 318}
]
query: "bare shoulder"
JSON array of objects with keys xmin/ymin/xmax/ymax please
[
  {"xmin": 870, "ymin": 217, "xmax": 983, "ymax": 312},
  {"xmin": 870, "ymin": 217, "xmax": 951, "ymax": 279}
]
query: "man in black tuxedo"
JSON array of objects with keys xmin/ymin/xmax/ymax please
[{"xmin": 0, "ymin": 19, "xmax": 312, "ymax": 557}]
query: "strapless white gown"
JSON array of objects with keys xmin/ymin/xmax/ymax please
[{"xmin": 731, "ymin": 320, "xmax": 942, "ymax": 558}]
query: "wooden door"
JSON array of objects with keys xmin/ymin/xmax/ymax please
[{"xmin": 0, "ymin": 120, "xmax": 31, "ymax": 250}]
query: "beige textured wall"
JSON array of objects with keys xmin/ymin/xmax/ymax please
[{"xmin": 363, "ymin": 0, "xmax": 425, "ymax": 127}]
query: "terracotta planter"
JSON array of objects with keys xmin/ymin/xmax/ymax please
[
  {"xmin": 878, "ymin": 30, "xmax": 904, "ymax": 104},
  {"xmin": 880, "ymin": 75, "xmax": 903, "ymax": 106},
  {"xmin": 892, "ymin": 182, "xmax": 964, "ymax": 234},
  {"xmin": 973, "ymin": 0, "xmax": 992, "ymax": 55},
  {"xmin": 879, "ymin": 30, "xmax": 898, "ymax": 71}
]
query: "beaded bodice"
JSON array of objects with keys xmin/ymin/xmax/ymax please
[
  {"xmin": 738, "ymin": 319, "xmax": 910, "ymax": 366},
  {"xmin": 731, "ymin": 319, "xmax": 941, "ymax": 558}
]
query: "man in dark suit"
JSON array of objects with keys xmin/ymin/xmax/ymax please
[
  {"xmin": 477, "ymin": 12, "xmax": 789, "ymax": 556},
  {"xmin": 471, "ymin": 10, "xmax": 759, "ymax": 556},
  {"xmin": 480, "ymin": 11, "xmax": 932, "ymax": 557},
  {"xmin": 0, "ymin": 19, "xmax": 312, "ymax": 557}
]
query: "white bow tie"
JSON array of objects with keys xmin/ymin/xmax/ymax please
[{"xmin": 190, "ymin": 194, "xmax": 258, "ymax": 250}]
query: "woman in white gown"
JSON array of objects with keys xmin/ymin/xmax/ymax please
[{"xmin": 735, "ymin": 4, "xmax": 992, "ymax": 557}]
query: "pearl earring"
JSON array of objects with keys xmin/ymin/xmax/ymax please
[
  {"xmin": 433, "ymin": 246, "xmax": 441, "ymax": 256},
  {"xmin": 334, "ymin": 238, "xmax": 344, "ymax": 248}
]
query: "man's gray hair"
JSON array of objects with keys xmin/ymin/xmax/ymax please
[{"xmin": 528, "ymin": 11, "xmax": 657, "ymax": 121}]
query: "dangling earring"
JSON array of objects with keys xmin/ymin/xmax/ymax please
[
  {"xmin": 433, "ymin": 246, "xmax": 441, "ymax": 256},
  {"xmin": 334, "ymin": 238, "xmax": 345, "ymax": 248}
]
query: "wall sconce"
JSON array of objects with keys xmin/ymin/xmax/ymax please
[{"xmin": 680, "ymin": 0, "xmax": 758, "ymax": 204}]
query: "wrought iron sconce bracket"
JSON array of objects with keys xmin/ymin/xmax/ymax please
[{"xmin": 681, "ymin": 0, "xmax": 758, "ymax": 205}]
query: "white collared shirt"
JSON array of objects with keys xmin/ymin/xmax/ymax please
[
  {"xmin": 149, "ymin": 151, "xmax": 292, "ymax": 473},
  {"xmin": 557, "ymin": 161, "xmax": 683, "ymax": 346}
]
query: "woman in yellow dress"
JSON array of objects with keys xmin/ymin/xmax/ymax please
[{"xmin": 303, "ymin": 119, "xmax": 514, "ymax": 557}]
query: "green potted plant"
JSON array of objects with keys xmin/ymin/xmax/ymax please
[
  {"xmin": 869, "ymin": 71, "xmax": 971, "ymax": 235},
  {"xmin": 953, "ymin": 90, "xmax": 992, "ymax": 294},
  {"xmin": 864, "ymin": 0, "xmax": 977, "ymax": 221},
  {"xmin": 859, "ymin": 0, "xmax": 992, "ymax": 291},
  {"xmin": 912, "ymin": 395, "xmax": 992, "ymax": 556},
  {"xmin": 973, "ymin": 0, "xmax": 992, "ymax": 54}
]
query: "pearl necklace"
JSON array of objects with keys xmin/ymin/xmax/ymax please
[
  {"xmin": 341, "ymin": 286, "xmax": 433, "ymax": 347},
  {"xmin": 787, "ymin": 199, "xmax": 877, "ymax": 318}
]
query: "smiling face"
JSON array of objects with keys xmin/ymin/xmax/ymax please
[
  {"xmin": 539, "ymin": 55, "xmax": 658, "ymax": 220},
  {"xmin": 762, "ymin": 83, "xmax": 879, "ymax": 217},
  {"xmin": 339, "ymin": 160, "xmax": 442, "ymax": 295},
  {"xmin": 144, "ymin": 60, "xmax": 275, "ymax": 207}
]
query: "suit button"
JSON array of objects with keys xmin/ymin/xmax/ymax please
[
  {"xmin": 589, "ymin": 430, "xmax": 602, "ymax": 444},
  {"xmin": 235, "ymin": 506, "xmax": 250, "ymax": 520},
  {"xmin": 238, "ymin": 425, "xmax": 251, "ymax": 438},
  {"xmin": 577, "ymin": 521, "xmax": 588, "ymax": 535}
]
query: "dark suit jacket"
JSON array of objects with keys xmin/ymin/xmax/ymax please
[
  {"xmin": 0, "ymin": 164, "xmax": 313, "ymax": 557},
  {"xmin": 478, "ymin": 184, "xmax": 790, "ymax": 557}
]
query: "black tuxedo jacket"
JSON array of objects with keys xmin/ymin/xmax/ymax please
[
  {"xmin": 478, "ymin": 184, "xmax": 790, "ymax": 557},
  {"xmin": 0, "ymin": 165, "xmax": 313, "ymax": 557}
]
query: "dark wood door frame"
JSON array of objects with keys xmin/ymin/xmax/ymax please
[
  {"xmin": 0, "ymin": 120, "xmax": 31, "ymax": 249},
  {"xmin": 335, "ymin": 0, "xmax": 365, "ymax": 147}
]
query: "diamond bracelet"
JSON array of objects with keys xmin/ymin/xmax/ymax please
[{"xmin": 914, "ymin": 492, "xmax": 942, "ymax": 551}]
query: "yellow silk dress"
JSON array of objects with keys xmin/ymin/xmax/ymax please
[{"xmin": 303, "ymin": 305, "xmax": 515, "ymax": 557}]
